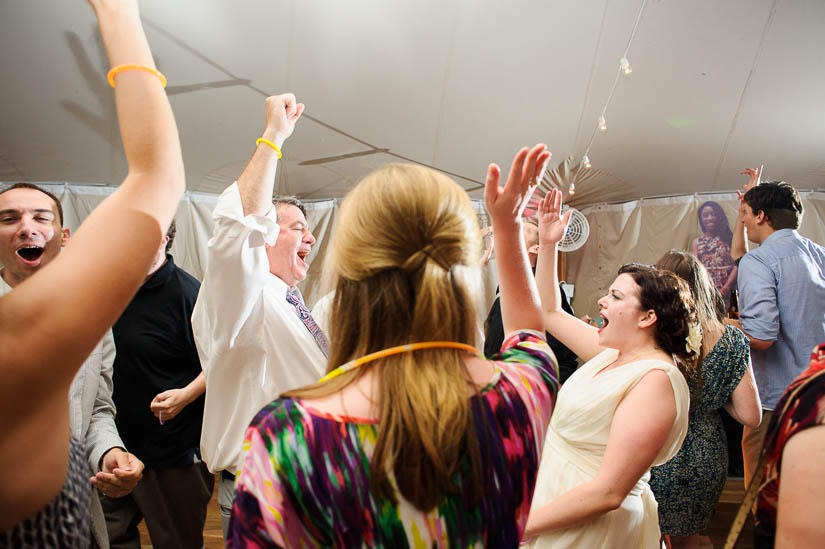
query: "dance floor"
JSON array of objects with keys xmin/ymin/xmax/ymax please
[{"xmin": 138, "ymin": 475, "xmax": 754, "ymax": 548}]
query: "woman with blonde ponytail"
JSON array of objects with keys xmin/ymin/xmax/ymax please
[{"xmin": 229, "ymin": 145, "xmax": 561, "ymax": 547}]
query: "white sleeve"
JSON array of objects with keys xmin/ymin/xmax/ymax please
[{"xmin": 192, "ymin": 182, "xmax": 279, "ymax": 370}]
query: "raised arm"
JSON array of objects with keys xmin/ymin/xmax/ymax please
[
  {"xmin": 731, "ymin": 165, "xmax": 761, "ymax": 261},
  {"xmin": 237, "ymin": 94, "xmax": 304, "ymax": 216},
  {"xmin": 0, "ymin": 0, "xmax": 184, "ymax": 527},
  {"xmin": 484, "ymin": 144, "xmax": 550, "ymax": 337},
  {"xmin": 535, "ymin": 189, "xmax": 603, "ymax": 361}
]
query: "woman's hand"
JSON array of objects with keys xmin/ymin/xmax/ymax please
[
  {"xmin": 538, "ymin": 188, "xmax": 572, "ymax": 247},
  {"xmin": 484, "ymin": 144, "xmax": 551, "ymax": 230}
]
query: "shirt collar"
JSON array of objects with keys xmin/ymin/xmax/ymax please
[
  {"xmin": 267, "ymin": 272, "xmax": 291, "ymax": 299},
  {"xmin": 762, "ymin": 228, "xmax": 797, "ymax": 245},
  {"xmin": 142, "ymin": 254, "xmax": 176, "ymax": 290}
]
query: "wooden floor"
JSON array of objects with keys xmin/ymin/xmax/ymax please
[{"xmin": 138, "ymin": 475, "xmax": 754, "ymax": 548}]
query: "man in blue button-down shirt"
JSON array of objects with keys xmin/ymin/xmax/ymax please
[{"xmin": 737, "ymin": 181, "xmax": 825, "ymax": 488}]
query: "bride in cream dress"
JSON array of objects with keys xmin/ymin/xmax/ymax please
[{"xmin": 524, "ymin": 190, "xmax": 698, "ymax": 548}]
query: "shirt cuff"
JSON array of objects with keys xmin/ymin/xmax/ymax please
[
  {"xmin": 213, "ymin": 182, "xmax": 280, "ymax": 247},
  {"xmin": 740, "ymin": 316, "xmax": 779, "ymax": 341}
]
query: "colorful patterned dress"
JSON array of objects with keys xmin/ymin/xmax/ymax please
[
  {"xmin": 754, "ymin": 344, "xmax": 825, "ymax": 548},
  {"xmin": 695, "ymin": 234, "xmax": 736, "ymax": 309},
  {"xmin": 229, "ymin": 330, "xmax": 559, "ymax": 548},
  {"xmin": 649, "ymin": 325, "xmax": 750, "ymax": 535}
]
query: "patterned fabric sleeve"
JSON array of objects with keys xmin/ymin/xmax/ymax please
[
  {"xmin": 493, "ymin": 329, "xmax": 560, "ymax": 452},
  {"xmin": 228, "ymin": 404, "xmax": 290, "ymax": 549},
  {"xmin": 703, "ymin": 325, "xmax": 750, "ymax": 409}
]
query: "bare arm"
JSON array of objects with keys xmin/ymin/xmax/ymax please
[
  {"xmin": 725, "ymin": 319, "xmax": 776, "ymax": 351},
  {"xmin": 524, "ymin": 369, "xmax": 677, "ymax": 537},
  {"xmin": 732, "ymin": 166, "xmax": 762, "ymax": 261},
  {"xmin": 149, "ymin": 372, "xmax": 206, "ymax": 421},
  {"xmin": 776, "ymin": 425, "xmax": 825, "ymax": 548},
  {"xmin": 723, "ymin": 360, "xmax": 762, "ymax": 427},
  {"xmin": 0, "ymin": 0, "xmax": 184, "ymax": 528},
  {"xmin": 484, "ymin": 145, "xmax": 551, "ymax": 336},
  {"xmin": 731, "ymin": 213, "xmax": 748, "ymax": 261},
  {"xmin": 742, "ymin": 330, "xmax": 775, "ymax": 351},
  {"xmin": 535, "ymin": 189, "xmax": 602, "ymax": 361},
  {"xmin": 237, "ymin": 94, "xmax": 304, "ymax": 216}
]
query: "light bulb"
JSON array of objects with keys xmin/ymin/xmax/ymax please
[
  {"xmin": 620, "ymin": 57, "xmax": 632, "ymax": 75},
  {"xmin": 582, "ymin": 154, "xmax": 591, "ymax": 168},
  {"xmin": 598, "ymin": 115, "xmax": 607, "ymax": 131},
  {"xmin": 569, "ymin": 182, "xmax": 576, "ymax": 195}
]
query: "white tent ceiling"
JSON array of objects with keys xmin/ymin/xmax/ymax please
[{"xmin": 2, "ymin": 0, "xmax": 823, "ymax": 207}]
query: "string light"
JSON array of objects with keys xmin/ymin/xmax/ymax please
[
  {"xmin": 568, "ymin": 0, "xmax": 648, "ymax": 199},
  {"xmin": 569, "ymin": 182, "xmax": 576, "ymax": 195},
  {"xmin": 620, "ymin": 57, "xmax": 632, "ymax": 75}
]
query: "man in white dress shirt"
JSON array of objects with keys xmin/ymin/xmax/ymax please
[{"xmin": 191, "ymin": 93, "xmax": 328, "ymax": 539}]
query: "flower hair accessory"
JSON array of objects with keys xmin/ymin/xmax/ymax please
[{"xmin": 685, "ymin": 322, "xmax": 702, "ymax": 355}]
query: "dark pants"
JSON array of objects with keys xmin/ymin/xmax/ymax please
[{"xmin": 102, "ymin": 460, "xmax": 213, "ymax": 549}]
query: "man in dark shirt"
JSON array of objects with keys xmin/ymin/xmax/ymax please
[
  {"xmin": 103, "ymin": 221, "xmax": 213, "ymax": 549},
  {"xmin": 483, "ymin": 219, "xmax": 579, "ymax": 383}
]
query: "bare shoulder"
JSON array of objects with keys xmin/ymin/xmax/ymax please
[{"xmin": 463, "ymin": 355, "xmax": 497, "ymax": 388}]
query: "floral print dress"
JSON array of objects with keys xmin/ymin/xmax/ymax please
[{"xmin": 696, "ymin": 235, "xmax": 736, "ymax": 309}]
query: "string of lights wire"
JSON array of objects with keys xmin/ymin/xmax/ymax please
[{"xmin": 565, "ymin": 0, "xmax": 649, "ymax": 196}]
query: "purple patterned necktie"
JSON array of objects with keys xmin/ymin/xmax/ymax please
[{"xmin": 285, "ymin": 288, "xmax": 330, "ymax": 358}]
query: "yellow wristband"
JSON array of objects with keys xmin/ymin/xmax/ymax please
[
  {"xmin": 107, "ymin": 64, "xmax": 167, "ymax": 88},
  {"xmin": 255, "ymin": 138, "xmax": 282, "ymax": 159}
]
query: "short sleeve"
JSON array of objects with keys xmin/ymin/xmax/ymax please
[
  {"xmin": 702, "ymin": 325, "xmax": 750, "ymax": 409},
  {"xmin": 495, "ymin": 330, "xmax": 560, "ymax": 397},
  {"xmin": 738, "ymin": 254, "xmax": 780, "ymax": 341},
  {"xmin": 493, "ymin": 330, "xmax": 560, "ymax": 449}
]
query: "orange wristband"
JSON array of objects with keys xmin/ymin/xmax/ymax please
[{"xmin": 107, "ymin": 64, "xmax": 167, "ymax": 88}]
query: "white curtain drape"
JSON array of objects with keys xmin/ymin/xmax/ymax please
[
  {"xmin": 5, "ymin": 182, "xmax": 823, "ymax": 327},
  {"xmin": 2, "ymin": 183, "xmax": 501, "ymax": 315}
]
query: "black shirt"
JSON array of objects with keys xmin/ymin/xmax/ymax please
[
  {"xmin": 483, "ymin": 283, "xmax": 579, "ymax": 384},
  {"xmin": 111, "ymin": 254, "xmax": 204, "ymax": 469}
]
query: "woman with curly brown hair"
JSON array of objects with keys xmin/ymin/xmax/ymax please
[{"xmin": 525, "ymin": 190, "xmax": 697, "ymax": 548}]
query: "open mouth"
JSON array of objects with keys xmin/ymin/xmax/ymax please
[
  {"xmin": 297, "ymin": 250, "xmax": 309, "ymax": 262},
  {"xmin": 16, "ymin": 245, "xmax": 44, "ymax": 263},
  {"xmin": 598, "ymin": 313, "xmax": 609, "ymax": 333}
]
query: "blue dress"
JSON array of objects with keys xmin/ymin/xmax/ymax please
[{"xmin": 649, "ymin": 325, "xmax": 749, "ymax": 535}]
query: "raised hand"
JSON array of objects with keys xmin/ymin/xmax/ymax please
[
  {"xmin": 484, "ymin": 144, "xmax": 551, "ymax": 228},
  {"xmin": 538, "ymin": 189, "xmax": 573, "ymax": 246},
  {"xmin": 738, "ymin": 165, "xmax": 763, "ymax": 199},
  {"xmin": 737, "ymin": 165, "xmax": 762, "ymax": 218},
  {"xmin": 262, "ymin": 93, "xmax": 305, "ymax": 146}
]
